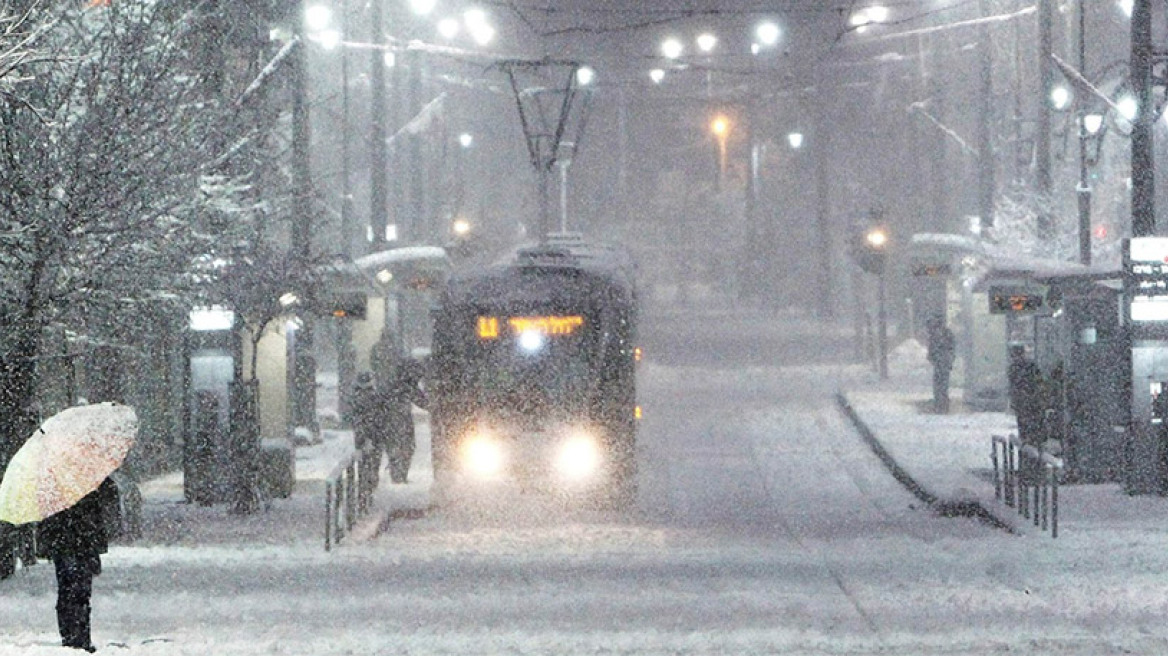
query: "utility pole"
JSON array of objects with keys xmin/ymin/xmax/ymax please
[
  {"xmin": 290, "ymin": 1, "xmax": 315, "ymax": 426},
  {"xmin": 814, "ymin": 69, "xmax": 833, "ymax": 320},
  {"xmin": 1131, "ymin": 0, "xmax": 1155, "ymax": 238},
  {"xmin": 336, "ymin": 0, "xmax": 356, "ymax": 425},
  {"xmin": 1123, "ymin": 0, "xmax": 1158, "ymax": 496},
  {"xmin": 1075, "ymin": 0, "xmax": 1092, "ymax": 264},
  {"xmin": 976, "ymin": 0, "xmax": 995, "ymax": 235},
  {"xmin": 1036, "ymin": 0, "xmax": 1054, "ymax": 241},
  {"xmin": 408, "ymin": 50, "xmax": 425, "ymax": 243},
  {"xmin": 369, "ymin": 0, "xmax": 389, "ymax": 250}
]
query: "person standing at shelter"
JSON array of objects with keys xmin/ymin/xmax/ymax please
[
  {"xmin": 36, "ymin": 476, "xmax": 117, "ymax": 653},
  {"xmin": 370, "ymin": 331, "xmax": 427, "ymax": 484},
  {"xmin": 1008, "ymin": 344, "xmax": 1047, "ymax": 448},
  {"xmin": 925, "ymin": 317, "xmax": 956, "ymax": 414},
  {"xmin": 349, "ymin": 371, "xmax": 385, "ymax": 509}
]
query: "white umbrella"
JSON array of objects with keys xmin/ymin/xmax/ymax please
[{"xmin": 0, "ymin": 402, "xmax": 137, "ymax": 525}]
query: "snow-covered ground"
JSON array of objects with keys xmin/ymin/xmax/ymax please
[{"xmin": 4, "ymin": 307, "xmax": 1168, "ymax": 655}]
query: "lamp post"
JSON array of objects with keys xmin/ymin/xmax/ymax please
[
  {"xmin": 289, "ymin": 1, "xmax": 319, "ymax": 444},
  {"xmin": 696, "ymin": 32, "xmax": 717, "ymax": 98},
  {"xmin": 310, "ymin": 0, "xmax": 358, "ymax": 424},
  {"xmin": 1076, "ymin": 0, "xmax": 1092, "ymax": 265},
  {"xmin": 369, "ymin": 0, "xmax": 389, "ymax": 250},
  {"xmin": 710, "ymin": 114, "xmax": 729, "ymax": 193},
  {"xmin": 862, "ymin": 225, "xmax": 890, "ymax": 380}
]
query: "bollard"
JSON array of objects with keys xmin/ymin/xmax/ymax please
[
  {"xmin": 991, "ymin": 436, "xmax": 1002, "ymax": 502},
  {"xmin": 325, "ymin": 482, "xmax": 333, "ymax": 552}
]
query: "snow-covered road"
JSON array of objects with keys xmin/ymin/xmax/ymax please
[{"xmin": 5, "ymin": 306, "xmax": 1168, "ymax": 654}]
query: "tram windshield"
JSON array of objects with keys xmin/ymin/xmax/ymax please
[{"xmin": 457, "ymin": 309, "xmax": 599, "ymax": 413}]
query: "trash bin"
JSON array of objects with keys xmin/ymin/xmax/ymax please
[{"xmin": 260, "ymin": 438, "xmax": 295, "ymax": 499}]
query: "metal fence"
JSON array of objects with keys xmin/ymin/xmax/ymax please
[
  {"xmin": 991, "ymin": 433, "xmax": 1064, "ymax": 538},
  {"xmin": 324, "ymin": 450, "xmax": 375, "ymax": 551}
]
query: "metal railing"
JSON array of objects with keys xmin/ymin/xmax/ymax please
[
  {"xmin": 324, "ymin": 450, "xmax": 375, "ymax": 551},
  {"xmin": 991, "ymin": 433, "xmax": 1064, "ymax": 538}
]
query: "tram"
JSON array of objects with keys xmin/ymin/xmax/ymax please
[{"xmin": 429, "ymin": 237, "xmax": 639, "ymax": 501}]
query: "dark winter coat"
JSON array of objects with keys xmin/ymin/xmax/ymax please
[
  {"xmin": 350, "ymin": 380, "xmax": 389, "ymax": 451},
  {"xmin": 927, "ymin": 326, "xmax": 956, "ymax": 371},
  {"xmin": 37, "ymin": 478, "xmax": 116, "ymax": 561},
  {"xmin": 1008, "ymin": 357, "xmax": 1047, "ymax": 445}
]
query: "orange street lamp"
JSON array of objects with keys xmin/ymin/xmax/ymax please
[{"xmin": 710, "ymin": 115, "xmax": 731, "ymax": 192}]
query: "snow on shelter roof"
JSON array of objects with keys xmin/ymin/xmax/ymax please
[
  {"xmin": 317, "ymin": 246, "xmax": 451, "ymax": 294},
  {"xmin": 909, "ymin": 233, "xmax": 1119, "ymax": 291},
  {"xmin": 354, "ymin": 246, "xmax": 450, "ymax": 274}
]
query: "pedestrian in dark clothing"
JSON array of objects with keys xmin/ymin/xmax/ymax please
[
  {"xmin": 350, "ymin": 371, "xmax": 386, "ymax": 509},
  {"xmin": 370, "ymin": 334, "xmax": 428, "ymax": 484},
  {"xmin": 926, "ymin": 317, "xmax": 956, "ymax": 414},
  {"xmin": 37, "ymin": 477, "xmax": 117, "ymax": 653},
  {"xmin": 1008, "ymin": 345, "xmax": 1047, "ymax": 449}
]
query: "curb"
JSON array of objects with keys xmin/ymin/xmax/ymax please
[{"xmin": 835, "ymin": 391, "xmax": 1017, "ymax": 533}]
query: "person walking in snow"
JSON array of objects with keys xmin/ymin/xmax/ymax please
[
  {"xmin": 350, "ymin": 371, "xmax": 386, "ymax": 509},
  {"xmin": 36, "ymin": 476, "xmax": 117, "ymax": 653},
  {"xmin": 925, "ymin": 317, "xmax": 956, "ymax": 414},
  {"xmin": 370, "ymin": 332, "xmax": 427, "ymax": 484}
]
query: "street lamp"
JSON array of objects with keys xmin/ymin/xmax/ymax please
[
  {"xmin": 576, "ymin": 66, "xmax": 596, "ymax": 86},
  {"xmin": 859, "ymin": 224, "xmax": 890, "ymax": 380},
  {"xmin": 710, "ymin": 114, "xmax": 730, "ymax": 193},
  {"xmin": 305, "ymin": 4, "xmax": 332, "ymax": 32},
  {"xmin": 464, "ymin": 8, "xmax": 495, "ymax": 45},
  {"xmin": 409, "ymin": 0, "xmax": 436, "ymax": 16},
  {"xmin": 755, "ymin": 21, "xmax": 781, "ymax": 48},
  {"xmin": 787, "ymin": 131, "xmax": 805, "ymax": 150},
  {"xmin": 849, "ymin": 5, "xmax": 890, "ymax": 33},
  {"xmin": 661, "ymin": 37, "xmax": 683, "ymax": 60},
  {"xmin": 437, "ymin": 17, "xmax": 460, "ymax": 40}
]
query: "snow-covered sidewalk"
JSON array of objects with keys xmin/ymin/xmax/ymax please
[{"xmin": 841, "ymin": 339, "xmax": 1168, "ymax": 541}]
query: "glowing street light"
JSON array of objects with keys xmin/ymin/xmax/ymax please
[
  {"xmin": 465, "ymin": 8, "xmax": 496, "ymax": 45},
  {"xmin": 576, "ymin": 66, "xmax": 596, "ymax": 86},
  {"xmin": 409, "ymin": 0, "xmax": 437, "ymax": 16},
  {"xmin": 1118, "ymin": 94, "xmax": 1139, "ymax": 121},
  {"xmin": 711, "ymin": 115, "xmax": 730, "ymax": 138},
  {"xmin": 1084, "ymin": 113, "xmax": 1104, "ymax": 135},
  {"xmin": 696, "ymin": 32, "xmax": 718, "ymax": 53},
  {"xmin": 437, "ymin": 17, "xmax": 460, "ymax": 40},
  {"xmin": 1051, "ymin": 84, "xmax": 1072, "ymax": 111},
  {"xmin": 661, "ymin": 37, "xmax": 683, "ymax": 60},
  {"xmin": 849, "ymin": 5, "xmax": 890, "ymax": 32},
  {"xmin": 787, "ymin": 132, "xmax": 804, "ymax": 149},
  {"xmin": 649, "ymin": 68, "xmax": 665, "ymax": 84},
  {"xmin": 710, "ymin": 114, "xmax": 730, "ymax": 192},
  {"xmin": 755, "ymin": 21, "xmax": 781, "ymax": 48},
  {"xmin": 304, "ymin": 4, "xmax": 332, "ymax": 32},
  {"xmin": 459, "ymin": 132, "xmax": 474, "ymax": 148}
]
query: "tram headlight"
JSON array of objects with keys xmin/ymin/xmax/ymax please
[
  {"xmin": 555, "ymin": 432, "xmax": 602, "ymax": 480},
  {"xmin": 461, "ymin": 434, "xmax": 505, "ymax": 477},
  {"xmin": 517, "ymin": 329, "xmax": 546, "ymax": 354}
]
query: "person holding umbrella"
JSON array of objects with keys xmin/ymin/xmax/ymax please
[
  {"xmin": 0, "ymin": 401, "xmax": 137, "ymax": 653},
  {"xmin": 36, "ymin": 477, "xmax": 117, "ymax": 652}
]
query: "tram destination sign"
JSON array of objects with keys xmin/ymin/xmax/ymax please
[{"xmin": 1126, "ymin": 237, "xmax": 1168, "ymax": 297}]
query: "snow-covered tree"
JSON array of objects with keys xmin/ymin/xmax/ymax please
[{"xmin": 0, "ymin": 1, "xmax": 289, "ymax": 462}]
